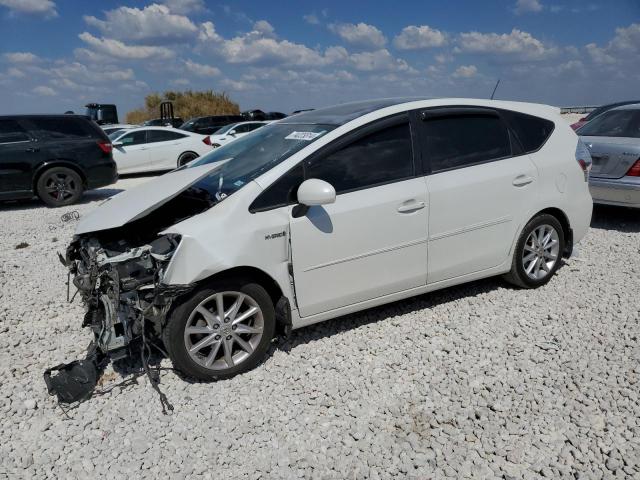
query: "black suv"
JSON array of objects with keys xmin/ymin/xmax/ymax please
[
  {"xmin": 0, "ymin": 115, "xmax": 118, "ymax": 207},
  {"xmin": 179, "ymin": 115, "xmax": 244, "ymax": 135}
]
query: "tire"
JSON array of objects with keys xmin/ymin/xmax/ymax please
[
  {"xmin": 36, "ymin": 166, "xmax": 84, "ymax": 207},
  {"xmin": 504, "ymin": 214, "xmax": 565, "ymax": 288},
  {"xmin": 177, "ymin": 151, "xmax": 198, "ymax": 167},
  {"xmin": 163, "ymin": 280, "xmax": 276, "ymax": 381}
]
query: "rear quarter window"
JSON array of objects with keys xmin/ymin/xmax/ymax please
[{"xmin": 502, "ymin": 111, "xmax": 555, "ymax": 153}]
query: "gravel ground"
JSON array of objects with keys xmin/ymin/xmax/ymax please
[{"xmin": 1, "ymin": 175, "xmax": 639, "ymax": 480}]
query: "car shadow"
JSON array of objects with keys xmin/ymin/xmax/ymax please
[
  {"xmin": 590, "ymin": 204, "xmax": 640, "ymax": 233},
  {"xmin": 0, "ymin": 187, "xmax": 124, "ymax": 212}
]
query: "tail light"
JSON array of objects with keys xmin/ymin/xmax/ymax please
[
  {"xmin": 626, "ymin": 158, "xmax": 640, "ymax": 177},
  {"xmin": 575, "ymin": 140, "xmax": 592, "ymax": 181},
  {"xmin": 97, "ymin": 140, "xmax": 112, "ymax": 154},
  {"xmin": 202, "ymin": 136, "xmax": 212, "ymax": 146}
]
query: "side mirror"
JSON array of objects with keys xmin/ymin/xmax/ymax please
[
  {"xmin": 113, "ymin": 141, "xmax": 123, "ymax": 147},
  {"xmin": 297, "ymin": 179, "xmax": 336, "ymax": 206},
  {"xmin": 228, "ymin": 130, "xmax": 237, "ymax": 136}
]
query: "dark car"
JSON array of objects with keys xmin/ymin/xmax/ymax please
[
  {"xmin": 265, "ymin": 111, "xmax": 287, "ymax": 120},
  {"xmin": 241, "ymin": 109, "xmax": 266, "ymax": 121},
  {"xmin": 143, "ymin": 117, "xmax": 184, "ymax": 128},
  {"xmin": 179, "ymin": 115, "xmax": 244, "ymax": 135},
  {"xmin": 571, "ymin": 100, "xmax": 640, "ymax": 131},
  {"xmin": 0, "ymin": 115, "xmax": 117, "ymax": 207}
]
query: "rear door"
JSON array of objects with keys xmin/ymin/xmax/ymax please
[
  {"xmin": 415, "ymin": 108, "xmax": 539, "ymax": 284},
  {"xmin": 146, "ymin": 129, "xmax": 189, "ymax": 169},
  {"xmin": 579, "ymin": 109, "xmax": 640, "ymax": 178},
  {"xmin": 0, "ymin": 118, "xmax": 38, "ymax": 195}
]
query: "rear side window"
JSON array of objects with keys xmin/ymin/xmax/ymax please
[
  {"xmin": 305, "ymin": 122, "xmax": 414, "ymax": 194},
  {"xmin": 503, "ymin": 111, "xmax": 554, "ymax": 152},
  {"xmin": 28, "ymin": 117, "xmax": 95, "ymax": 140},
  {"xmin": 0, "ymin": 119, "xmax": 30, "ymax": 144},
  {"xmin": 578, "ymin": 110, "xmax": 640, "ymax": 138},
  {"xmin": 147, "ymin": 130, "xmax": 186, "ymax": 143},
  {"xmin": 424, "ymin": 115, "xmax": 511, "ymax": 172}
]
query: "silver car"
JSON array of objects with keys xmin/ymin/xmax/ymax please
[{"xmin": 578, "ymin": 104, "xmax": 640, "ymax": 208}]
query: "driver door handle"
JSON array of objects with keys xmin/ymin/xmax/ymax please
[
  {"xmin": 512, "ymin": 175, "xmax": 534, "ymax": 187},
  {"xmin": 25, "ymin": 147, "xmax": 40, "ymax": 153},
  {"xmin": 397, "ymin": 201, "xmax": 426, "ymax": 213}
]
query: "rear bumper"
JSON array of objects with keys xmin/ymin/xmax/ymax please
[
  {"xmin": 589, "ymin": 176, "xmax": 640, "ymax": 209},
  {"xmin": 86, "ymin": 161, "xmax": 118, "ymax": 190}
]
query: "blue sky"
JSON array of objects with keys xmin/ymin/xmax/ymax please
[{"xmin": 0, "ymin": 0, "xmax": 638, "ymax": 116}]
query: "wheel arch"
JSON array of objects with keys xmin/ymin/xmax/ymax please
[
  {"xmin": 177, "ymin": 150, "xmax": 199, "ymax": 167},
  {"xmin": 32, "ymin": 160, "xmax": 88, "ymax": 192}
]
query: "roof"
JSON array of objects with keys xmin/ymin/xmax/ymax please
[
  {"xmin": 282, "ymin": 98, "xmax": 428, "ymax": 126},
  {"xmin": 610, "ymin": 103, "xmax": 640, "ymax": 111}
]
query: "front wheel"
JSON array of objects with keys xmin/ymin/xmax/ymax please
[
  {"xmin": 504, "ymin": 214, "xmax": 565, "ymax": 288},
  {"xmin": 163, "ymin": 281, "xmax": 275, "ymax": 381}
]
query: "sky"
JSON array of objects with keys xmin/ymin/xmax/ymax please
[{"xmin": 0, "ymin": 0, "xmax": 638, "ymax": 116}]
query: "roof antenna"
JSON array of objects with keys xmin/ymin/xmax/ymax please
[{"xmin": 490, "ymin": 79, "xmax": 501, "ymax": 100}]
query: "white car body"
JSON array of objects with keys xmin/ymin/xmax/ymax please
[
  {"xmin": 208, "ymin": 121, "xmax": 269, "ymax": 147},
  {"xmin": 110, "ymin": 126, "xmax": 212, "ymax": 174},
  {"xmin": 101, "ymin": 124, "xmax": 138, "ymax": 136},
  {"xmin": 71, "ymin": 98, "xmax": 592, "ymax": 377}
]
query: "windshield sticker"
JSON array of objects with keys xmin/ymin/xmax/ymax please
[
  {"xmin": 285, "ymin": 131, "xmax": 323, "ymax": 141},
  {"xmin": 233, "ymin": 180, "xmax": 244, "ymax": 187}
]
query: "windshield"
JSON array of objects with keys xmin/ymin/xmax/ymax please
[
  {"xmin": 215, "ymin": 123, "xmax": 237, "ymax": 135},
  {"xmin": 186, "ymin": 123, "xmax": 335, "ymax": 200},
  {"xmin": 578, "ymin": 110, "xmax": 640, "ymax": 138},
  {"xmin": 108, "ymin": 130, "xmax": 125, "ymax": 141}
]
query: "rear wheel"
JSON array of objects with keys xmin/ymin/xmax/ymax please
[
  {"xmin": 36, "ymin": 167, "xmax": 83, "ymax": 207},
  {"xmin": 177, "ymin": 151, "xmax": 198, "ymax": 167},
  {"xmin": 504, "ymin": 214, "xmax": 565, "ymax": 288},
  {"xmin": 163, "ymin": 280, "xmax": 275, "ymax": 380}
]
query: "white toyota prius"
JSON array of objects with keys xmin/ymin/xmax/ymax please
[{"xmin": 66, "ymin": 98, "xmax": 593, "ymax": 380}]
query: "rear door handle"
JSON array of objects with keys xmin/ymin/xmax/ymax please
[
  {"xmin": 512, "ymin": 175, "xmax": 534, "ymax": 187},
  {"xmin": 397, "ymin": 201, "xmax": 426, "ymax": 213},
  {"xmin": 25, "ymin": 147, "xmax": 40, "ymax": 153}
]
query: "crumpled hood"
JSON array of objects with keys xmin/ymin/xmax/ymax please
[{"xmin": 76, "ymin": 163, "xmax": 223, "ymax": 235}]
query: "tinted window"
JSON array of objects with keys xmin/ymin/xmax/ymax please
[
  {"xmin": 147, "ymin": 130, "xmax": 186, "ymax": 143},
  {"xmin": 250, "ymin": 164, "xmax": 304, "ymax": 211},
  {"xmin": 246, "ymin": 123, "xmax": 264, "ymax": 132},
  {"xmin": 424, "ymin": 115, "xmax": 511, "ymax": 172},
  {"xmin": 0, "ymin": 119, "xmax": 30, "ymax": 144},
  {"xmin": 28, "ymin": 117, "xmax": 95, "ymax": 140},
  {"xmin": 305, "ymin": 122, "xmax": 413, "ymax": 194},
  {"xmin": 502, "ymin": 111, "xmax": 554, "ymax": 153},
  {"xmin": 578, "ymin": 110, "xmax": 640, "ymax": 138},
  {"xmin": 118, "ymin": 131, "xmax": 147, "ymax": 146}
]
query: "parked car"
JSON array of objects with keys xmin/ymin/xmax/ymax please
[
  {"xmin": 265, "ymin": 112, "xmax": 287, "ymax": 120},
  {"xmin": 109, "ymin": 126, "xmax": 213, "ymax": 174},
  {"xmin": 101, "ymin": 124, "xmax": 138, "ymax": 136},
  {"xmin": 0, "ymin": 115, "xmax": 117, "ymax": 207},
  {"xmin": 180, "ymin": 115, "xmax": 244, "ymax": 135},
  {"xmin": 571, "ymin": 100, "xmax": 640, "ymax": 131},
  {"xmin": 143, "ymin": 117, "xmax": 184, "ymax": 128},
  {"xmin": 242, "ymin": 109, "xmax": 266, "ymax": 121},
  {"xmin": 67, "ymin": 98, "xmax": 592, "ymax": 380},
  {"xmin": 578, "ymin": 103, "xmax": 640, "ymax": 208},
  {"xmin": 291, "ymin": 108, "xmax": 315, "ymax": 115},
  {"xmin": 208, "ymin": 121, "xmax": 269, "ymax": 147}
]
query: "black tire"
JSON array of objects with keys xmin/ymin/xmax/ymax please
[
  {"xmin": 36, "ymin": 167, "xmax": 84, "ymax": 207},
  {"xmin": 504, "ymin": 213, "xmax": 565, "ymax": 288},
  {"xmin": 163, "ymin": 279, "xmax": 275, "ymax": 381},
  {"xmin": 177, "ymin": 151, "xmax": 198, "ymax": 167}
]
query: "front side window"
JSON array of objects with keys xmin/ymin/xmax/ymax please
[
  {"xmin": 424, "ymin": 115, "xmax": 511, "ymax": 172},
  {"xmin": 305, "ymin": 122, "xmax": 414, "ymax": 194},
  {"xmin": 578, "ymin": 110, "xmax": 640, "ymax": 138},
  {"xmin": 147, "ymin": 130, "xmax": 186, "ymax": 143},
  {"xmin": 0, "ymin": 119, "xmax": 30, "ymax": 144},
  {"xmin": 118, "ymin": 130, "xmax": 147, "ymax": 146}
]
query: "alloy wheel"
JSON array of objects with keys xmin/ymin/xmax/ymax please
[
  {"xmin": 183, "ymin": 291, "xmax": 264, "ymax": 370},
  {"xmin": 522, "ymin": 224, "xmax": 560, "ymax": 280},
  {"xmin": 43, "ymin": 171, "xmax": 78, "ymax": 203}
]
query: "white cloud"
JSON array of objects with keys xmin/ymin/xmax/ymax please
[
  {"xmin": 329, "ymin": 22, "xmax": 387, "ymax": 49},
  {"xmin": 184, "ymin": 59, "xmax": 221, "ymax": 77},
  {"xmin": 457, "ymin": 29, "xmax": 554, "ymax": 60},
  {"xmin": 198, "ymin": 21, "xmax": 222, "ymax": 42},
  {"xmin": 220, "ymin": 78, "xmax": 254, "ymax": 92},
  {"xmin": 83, "ymin": 4, "xmax": 198, "ymax": 44},
  {"xmin": 170, "ymin": 78, "xmax": 190, "ymax": 86},
  {"xmin": 32, "ymin": 85, "xmax": 56, "ymax": 96},
  {"xmin": 7, "ymin": 67, "xmax": 25, "ymax": 78},
  {"xmin": 348, "ymin": 49, "xmax": 413, "ymax": 72},
  {"xmin": 303, "ymin": 13, "xmax": 319, "ymax": 25},
  {"xmin": 586, "ymin": 23, "xmax": 640, "ymax": 65},
  {"xmin": 453, "ymin": 65, "xmax": 478, "ymax": 78},
  {"xmin": 393, "ymin": 25, "xmax": 447, "ymax": 50},
  {"xmin": 0, "ymin": 0, "xmax": 57, "ymax": 18},
  {"xmin": 4, "ymin": 52, "xmax": 39, "ymax": 63},
  {"xmin": 514, "ymin": 0, "xmax": 543, "ymax": 15},
  {"xmin": 160, "ymin": 0, "xmax": 205, "ymax": 14},
  {"xmin": 78, "ymin": 32, "xmax": 174, "ymax": 60},
  {"xmin": 253, "ymin": 20, "xmax": 276, "ymax": 37}
]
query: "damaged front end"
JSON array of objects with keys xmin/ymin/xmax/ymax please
[{"xmin": 64, "ymin": 233, "xmax": 190, "ymax": 360}]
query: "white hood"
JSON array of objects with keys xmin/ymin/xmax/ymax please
[{"xmin": 76, "ymin": 163, "xmax": 223, "ymax": 235}]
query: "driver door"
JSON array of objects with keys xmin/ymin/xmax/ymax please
[{"xmin": 113, "ymin": 130, "xmax": 149, "ymax": 173}]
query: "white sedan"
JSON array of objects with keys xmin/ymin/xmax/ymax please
[
  {"xmin": 208, "ymin": 121, "xmax": 269, "ymax": 147},
  {"xmin": 109, "ymin": 127, "xmax": 213, "ymax": 174}
]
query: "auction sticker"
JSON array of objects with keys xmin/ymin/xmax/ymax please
[{"xmin": 285, "ymin": 131, "xmax": 323, "ymax": 141}]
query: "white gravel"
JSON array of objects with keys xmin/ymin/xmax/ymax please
[{"xmin": 1, "ymin": 176, "xmax": 639, "ymax": 479}]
